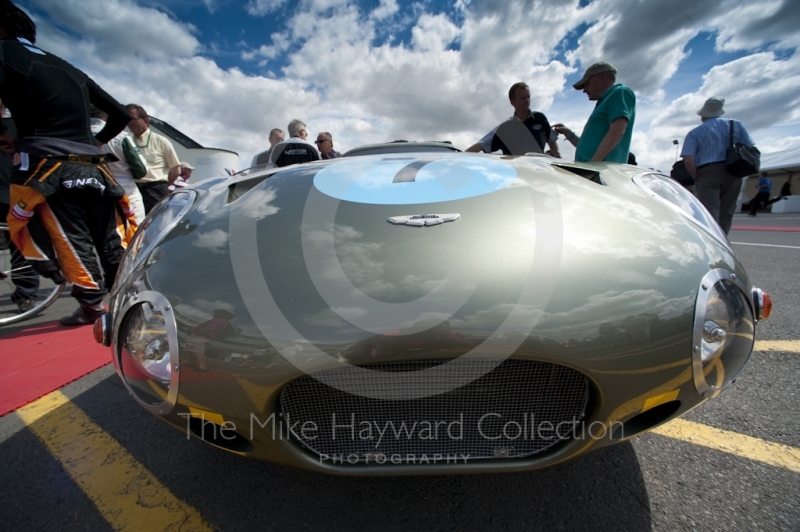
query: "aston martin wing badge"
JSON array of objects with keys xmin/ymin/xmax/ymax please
[{"xmin": 387, "ymin": 213, "xmax": 460, "ymax": 226}]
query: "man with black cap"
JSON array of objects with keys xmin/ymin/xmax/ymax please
[
  {"xmin": 681, "ymin": 96, "xmax": 756, "ymax": 234},
  {"xmin": 553, "ymin": 62, "xmax": 636, "ymax": 164}
]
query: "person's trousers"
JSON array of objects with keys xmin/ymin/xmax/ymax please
[
  {"xmin": 12, "ymin": 160, "xmax": 124, "ymax": 308},
  {"xmin": 44, "ymin": 191, "xmax": 123, "ymax": 307},
  {"xmin": 749, "ymin": 191, "xmax": 770, "ymax": 214},
  {"xmin": 137, "ymin": 181, "xmax": 170, "ymax": 214},
  {"xmin": 693, "ymin": 163, "xmax": 742, "ymax": 235}
]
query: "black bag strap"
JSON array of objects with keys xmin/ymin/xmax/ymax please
[{"xmin": 729, "ymin": 119, "xmax": 734, "ymax": 148}]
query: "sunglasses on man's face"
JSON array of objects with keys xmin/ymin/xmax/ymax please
[{"xmin": 315, "ymin": 139, "xmax": 328, "ymax": 144}]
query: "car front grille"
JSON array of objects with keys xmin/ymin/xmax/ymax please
[{"xmin": 279, "ymin": 359, "xmax": 589, "ymax": 464}]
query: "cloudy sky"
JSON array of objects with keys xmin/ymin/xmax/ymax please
[{"xmin": 17, "ymin": 0, "xmax": 800, "ymax": 172}]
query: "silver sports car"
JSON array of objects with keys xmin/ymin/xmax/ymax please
[{"xmin": 97, "ymin": 151, "xmax": 770, "ymax": 475}]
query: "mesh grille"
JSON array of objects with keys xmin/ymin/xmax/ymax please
[{"xmin": 280, "ymin": 359, "xmax": 589, "ymax": 463}]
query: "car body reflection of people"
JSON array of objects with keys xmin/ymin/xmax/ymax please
[{"xmin": 185, "ymin": 309, "xmax": 237, "ymax": 370}]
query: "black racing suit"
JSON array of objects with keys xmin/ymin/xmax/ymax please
[{"xmin": 1, "ymin": 37, "xmax": 136, "ymax": 308}]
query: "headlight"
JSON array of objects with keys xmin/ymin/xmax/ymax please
[
  {"xmin": 117, "ymin": 291, "xmax": 179, "ymax": 415},
  {"xmin": 692, "ymin": 269, "xmax": 754, "ymax": 396},
  {"xmin": 116, "ymin": 190, "xmax": 195, "ymax": 287},
  {"xmin": 124, "ymin": 303, "xmax": 171, "ymax": 383},
  {"xmin": 633, "ymin": 172, "xmax": 730, "ymax": 249}
]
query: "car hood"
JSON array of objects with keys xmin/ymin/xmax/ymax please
[{"xmin": 143, "ymin": 153, "xmax": 744, "ymax": 372}]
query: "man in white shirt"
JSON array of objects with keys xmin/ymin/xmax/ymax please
[
  {"xmin": 126, "ymin": 104, "xmax": 180, "ymax": 213},
  {"xmin": 89, "ymin": 108, "xmax": 146, "ymax": 224}
]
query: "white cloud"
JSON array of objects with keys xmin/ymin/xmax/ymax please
[
  {"xmin": 710, "ymin": 0, "xmax": 800, "ymax": 52},
  {"xmin": 203, "ymin": 0, "xmax": 217, "ymax": 14},
  {"xmin": 30, "ymin": 0, "xmax": 199, "ymax": 60},
  {"xmin": 642, "ymin": 51, "xmax": 800, "ymax": 171},
  {"xmin": 568, "ymin": 0, "xmax": 719, "ymax": 96},
  {"xmin": 245, "ymin": 0, "xmax": 288, "ymax": 16},
  {"xmin": 411, "ymin": 14, "xmax": 460, "ymax": 52},
  {"xmin": 18, "ymin": 0, "xmax": 800, "ymax": 171},
  {"xmin": 370, "ymin": 0, "xmax": 399, "ymax": 20}
]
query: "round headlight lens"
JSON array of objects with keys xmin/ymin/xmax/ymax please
[
  {"xmin": 120, "ymin": 302, "xmax": 172, "ymax": 406},
  {"xmin": 124, "ymin": 304, "xmax": 171, "ymax": 383},
  {"xmin": 692, "ymin": 271, "xmax": 754, "ymax": 395},
  {"xmin": 701, "ymin": 284, "xmax": 729, "ymax": 363}
]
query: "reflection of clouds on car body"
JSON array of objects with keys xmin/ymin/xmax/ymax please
[
  {"xmin": 533, "ymin": 290, "xmax": 696, "ymax": 342},
  {"xmin": 229, "ymin": 155, "xmax": 564, "ymax": 399},
  {"xmin": 191, "ymin": 229, "xmax": 230, "ymax": 254},
  {"xmin": 655, "ymin": 267, "xmax": 674, "ymax": 278}
]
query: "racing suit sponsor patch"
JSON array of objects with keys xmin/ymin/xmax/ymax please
[
  {"xmin": 61, "ymin": 177, "xmax": 106, "ymax": 193},
  {"xmin": 11, "ymin": 202, "xmax": 34, "ymax": 221}
]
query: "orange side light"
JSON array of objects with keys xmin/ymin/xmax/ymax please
[
  {"xmin": 761, "ymin": 292, "xmax": 773, "ymax": 319},
  {"xmin": 93, "ymin": 317, "xmax": 104, "ymax": 344}
]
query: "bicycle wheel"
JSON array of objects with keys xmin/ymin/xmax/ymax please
[{"xmin": 0, "ymin": 223, "xmax": 65, "ymax": 326}]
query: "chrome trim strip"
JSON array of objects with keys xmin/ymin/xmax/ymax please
[
  {"xmin": 632, "ymin": 171, "xmax": 733, "ymax": 254},
  {"xmin": 691, "ymin": 269, "xmax": 753, "ymax": 397},
  {"xmin": 113, "ymin": 290, "xmax": 180, "ymax": 416}
]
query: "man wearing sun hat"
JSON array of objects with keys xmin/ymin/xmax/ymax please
[
  {"xmin": 680, "ymin": 96, "xmax": 756, "ymax": 234},
  {"xmin": 553, "ymin": 61, "xmax": 636, "ymax": 164}
]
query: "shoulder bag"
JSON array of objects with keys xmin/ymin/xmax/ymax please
[{"xmin": 725, "ymin": 120, "xmax": 760, "ymax": 178}]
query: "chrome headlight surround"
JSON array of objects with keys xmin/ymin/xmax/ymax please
[
  {"xmin": 691, "ymin": 269, "xmax": 755, "ymax": 397},
  {"xmin": 633, "ymin": 172, "xmax": 731, "ymax": 251},
  {"xmin": 114, "ymin": 290, "xmax": 180, "ymax": 416},
  {"xmin": 116, "ymin": 190, "xmax": 196, "ymax": 288}
]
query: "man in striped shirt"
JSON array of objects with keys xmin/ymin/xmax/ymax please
[{"xmin": 681, "ymin": 97, "xmax": 756, "ymax": 234}]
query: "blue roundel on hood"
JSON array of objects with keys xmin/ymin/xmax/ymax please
[{"xmin": 312, "ymin": 155, "xmax": 518, "ymax": 205}]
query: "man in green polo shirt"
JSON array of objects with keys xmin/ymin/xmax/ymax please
[{"xmin": 554, "ymin": 62, "xmax": 636, "ymax": 163}]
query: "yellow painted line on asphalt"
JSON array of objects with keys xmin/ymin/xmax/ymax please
[
  {"xmin": 754, "ymin": 340, "xmax": 800, "ymax": 353},
  {"xmin": 652, "ymin": 418, "xmax": 800, "ymax": 473},
  {"xmin": 16, "ymin": 391, "xmax": 212, "ymax": 532}
]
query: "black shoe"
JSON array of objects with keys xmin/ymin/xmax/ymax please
[
  {"xmin": 747, "ymin": 212, "xmax": 756, "ymax": 216},
  {"xmin": 60, "ymin": 306, "xmax": 105, "ymax": 326},
  {"xmin": 16, "ymin": 299, "xmax": 35, "ymax": 314}
]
